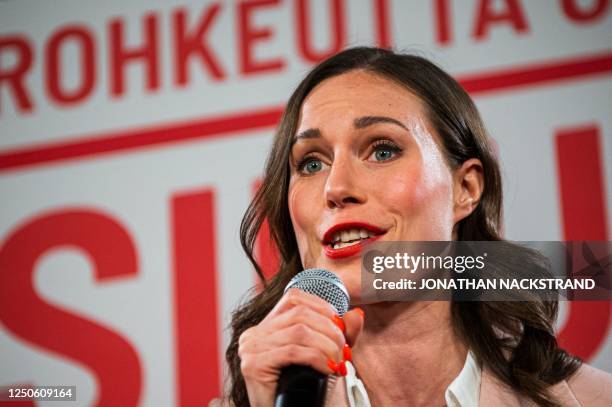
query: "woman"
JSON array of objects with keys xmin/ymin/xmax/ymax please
[{"xmin": 222, "ymin": 47, "xmax": 611, "ymax": 406}]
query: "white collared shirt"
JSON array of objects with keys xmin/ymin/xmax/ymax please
[{"xmin": 344, "ymin": 351, "xmax": 481, "ymax": 407}]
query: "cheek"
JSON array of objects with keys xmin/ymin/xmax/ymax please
[
  {"xmin": 380, "ymin": 162, "xmax": 437, "ymax": 207},
  {"xmin": 288, "ymin": 183, "xmax": 304, "ymax": 237},
  {"xmin": 382, "ymin": 163, "xmax": 454, "ymax": 237},
  {"xmin": 288, "ymin": 181, "xmax": 317, "ymax": 256},
  {"xmin": 403, "ymin": 119, "xmax": 455, "ymax": 224}
]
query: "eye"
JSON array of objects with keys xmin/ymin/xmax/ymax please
[
  {"xmin": 369, "ymin": 140, "xmax": 402, "ymax": 162},
  {"xmin": 297, "ymin": 155, "xmax": 325, "ymax": 174}
]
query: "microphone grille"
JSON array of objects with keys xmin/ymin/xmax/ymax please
[{"xmin": 284, "ymin": 269, "xmax": 350, "ymax": 316}]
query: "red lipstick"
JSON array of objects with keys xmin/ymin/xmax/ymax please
[{"xmin": 322, "ymin": 222, "xmax": 385, "ymax": 260}]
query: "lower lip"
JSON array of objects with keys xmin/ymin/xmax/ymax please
[{"xmin": 323, "ymin": 235, "xmax": 382, "ymax": 259}]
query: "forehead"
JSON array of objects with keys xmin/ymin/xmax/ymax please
[{"xmin": 298, "ymin": 70, "xmax": 425, "ymax": 125}]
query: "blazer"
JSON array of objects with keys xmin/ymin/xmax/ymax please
[
  {"xmin": 211, "ymin": 363, "xmax": 612, "ymax": 406},
  {"xmin": 480, "ymin": 363, "xmax": 612, "ymax": 406},
  {"xmin": 323, "ymin": 362, "xmax": 612, "ymax": 406}
]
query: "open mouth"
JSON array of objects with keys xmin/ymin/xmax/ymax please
[
  {"xmin": 329, "ymin": 228, "xmax": 380, "ymax": 249},
  {"xmin": 322, "ymin": 222, "xmax": 386, "ymax": 258}
]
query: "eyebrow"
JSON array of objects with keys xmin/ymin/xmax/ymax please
[
  {"xmin": 292, "ymin": 115, "xmax": 409, "ymax": 145},
  {"xmin": 354, "ymin": 115, "xmax": 409, "ymax": 131},
  {"xmin": 293, "ymin": 128, "xmax": 321, "ymax": 143}
]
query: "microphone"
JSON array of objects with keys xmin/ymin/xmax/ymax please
[{"xmin": 275, "ymin": 268, "xmax": 350, "ymax": 407}]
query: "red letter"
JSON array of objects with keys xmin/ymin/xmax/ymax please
[
  {"xmin": 173, "ymin": 5, "xmax": 225, "ymax": 86},
  {"xmin": 373, "ymin": 0, "xmax": 392, "ymax": 48},
  {"xmin": 0, "ymin": 210, "xmax": 142, "ymax": 406},
  {"xmin": 434, "ymin": 0, "xmax": 452, "ymax": 45},
  {"xmin": 555, "ymin": 125, "xmax": 608, "ymax": 241},
  {"xmin": 252, "ymin": 179, "xmax": 280, "ymax": 283},
  {"xmin": 473, "ymin": 0, "xmax": 529, "ymax": 40},
  {"xmin": 555, "ymin": 125, "xmax": 610, "ymax": 361},
  {"xmin": 171, "ymin": 190, "xmax": 221, "ymax": 404},
  {"xmin": 0, "ymin": 36, "xmax": 33, "ymax": 115},
  {"xmin": 109, "ymin": 13, "xmax": 160, "ymax": 96},
  {"xmin": 256, "ymin": 218, "xmax": 281, "ymax": 282},
  {"xmin": 561, "ymin": 0, "xmax": 609, "ymax": 23},
  {"xmin": 296, "ymin": 0, "xmax": 346, "ymax": 64},
  {"xmin": 238, "ymin": 0, "xmax": 286, "ymax": 75},
  {"xmin": 45, "ymin": 26, "xmax": 96, "ymax": 105}
]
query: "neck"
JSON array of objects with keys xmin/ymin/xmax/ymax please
[{"xmin": 352, "ymin": 301, "xmax": 467, "ymax": 407}]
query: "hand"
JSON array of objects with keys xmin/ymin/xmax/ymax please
[{"xmin": 238, "ymin": 289, "xmax": 365, "ymax": 407}]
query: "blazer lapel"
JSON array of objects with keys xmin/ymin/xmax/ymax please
[
  {"xmin": 479, "ymin": 366, "xmax": 580, "ymax": 407},
  {"xmin": 479, "ymin": 366, "xmax": 524, "ymax": 406}
]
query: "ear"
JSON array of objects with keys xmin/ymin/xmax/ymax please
[{"xmin": 452, "ymin": 158, "xmax": 484, "ymax": 225}]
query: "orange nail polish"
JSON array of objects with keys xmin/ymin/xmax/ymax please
[
  {"xmin": 332, "ymin": 314, "xmax": 346, "ymax": 333},
  {"xmin": 343, "ymin": 344, "xmax": 352, "ymax": 362},
  {"xmin": 338, "ymin": 360, "xmax": 347, "ymax": 376},
  {"xmin": 327, "ymin": 358, "xmax": 339, "ymax": 374},
  {"xmin": 353, "ymin": 307, "xmax": 365, "ymax": 319}
]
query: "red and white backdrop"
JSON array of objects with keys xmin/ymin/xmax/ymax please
[{"xmin": 0, "ymin": 0, "xmax": 610, "ymax": 405}]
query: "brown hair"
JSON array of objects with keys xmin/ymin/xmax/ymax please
[{"xmin": 225, "ymin": 47, "xmax": 580, "ymax": 406}]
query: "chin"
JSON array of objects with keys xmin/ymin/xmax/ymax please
[{"xmin": 331, "ymin": 267, "xmax": 363, "ymax": 305}]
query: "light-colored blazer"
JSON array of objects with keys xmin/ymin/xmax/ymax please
[
  {"xmin": 211, "ymin": 363, "xmax": 612, "ymax": 406},
  {"xmin": 480, "ymin": 363, "xmax": 612, "ymax": 406},
  {"xmin": 323, "ymin": 362, "xmax": 612, "ymax": 406}
]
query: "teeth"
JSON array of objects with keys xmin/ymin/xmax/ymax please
[
  {"xmin": 347, "ymin": 229, "xmax": 360, "ymax": 241},
  {"xmin": 341, "ymin": 230, "xmax": 350, "ymax": 243},
  {"xmin": 330, "ymin": 228, "xmax": 376, "ymax": 248},
  {"xmin": 333, "ymin": 240, "xmax": 361, "ymax": 249}
]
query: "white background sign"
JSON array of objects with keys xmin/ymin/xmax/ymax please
[{"xmin": 1, "ymin": 0, "xmax": 610, "ymax": 405}]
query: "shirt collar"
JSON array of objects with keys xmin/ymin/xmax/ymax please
[
  {"xmin": 345, "ymin": 350, "xmax": 481, "ymax": 407},
  {"xmin": 444, "ymin": 350, "xmax": 481, "ymax": 407}
]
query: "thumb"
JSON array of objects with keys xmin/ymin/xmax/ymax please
[{"xmin": 343, "ymin": 307, "xmax": 365, "ymax": 347}]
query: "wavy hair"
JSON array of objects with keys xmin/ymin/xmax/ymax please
[{"xmin": 225, "ymin": 47, "xmax": 580, "ymax": 406}]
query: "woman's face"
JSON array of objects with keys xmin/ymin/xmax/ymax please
[{"xmin": 288, "ymin": 70, "xmax": 458, "ymax": 303}]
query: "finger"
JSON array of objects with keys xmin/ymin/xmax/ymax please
[
  {"xmin": 343, "ymin": 308, "xmax": 365, "ymax": 347},
  {"xmin": 260, "ymin": 304, "xmax": 345, "ymax": 348},
  {"xmin": 241, "ymin": 344, "xmax": 336, "ymax": 380},
  {"xmin": 241, "ymin": 305, "xmax": 344, "ymax": 351},
  {"xmin": 241, "ymin": 319, "xmax": 344, "ymax": 362},
  {"xmin": 264, "ymin": 288, "xmax": 338, "ymax": 321}
]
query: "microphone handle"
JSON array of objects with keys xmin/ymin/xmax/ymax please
[{"xmin": 274, "ymin": 365, "xmax": 328, "ymax": 407}]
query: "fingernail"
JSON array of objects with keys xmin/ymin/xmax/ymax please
[
  {"xmin": 353, "ymin": 307, "xmax": 365, "ymax": 319},
  {"xmin": 327, "ymin": 358, "xmax": 340, "ymax": 374},
  {"xmin": 343, "ymin": 344, "xmax": 352, "ymax": 362},
  {"xmin": 338, "ymin": 360, "xmax": 347, "ymax": 376},
  {"xmin": 332, "ymin": 314, "xmax": 346, "ymax": 333}
]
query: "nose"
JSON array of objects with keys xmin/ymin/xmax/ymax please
[{"xmin": 324, "ymin": 158, "xmax": 366, "ymax": 209}]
